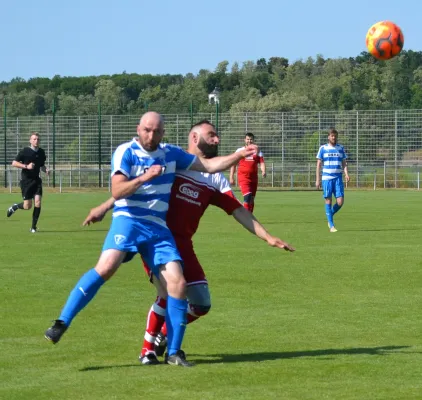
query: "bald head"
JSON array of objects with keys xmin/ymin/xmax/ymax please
[
  {"xmin": 137, "ymin": 111, "xmax": 165, "ymax": 151},
  {"xmin": 140, "ymin": 111, "xmax": 164, "ymax": 127}
]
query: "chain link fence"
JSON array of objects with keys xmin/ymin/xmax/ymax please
[{"xmin": 1, "ymin": 110, "xmax": 422, "ymax": 189}]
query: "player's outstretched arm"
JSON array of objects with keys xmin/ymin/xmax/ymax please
[
  {"xmin": 232, "ymin": 206, "xmax": 295, "ymax": 252},
  {"xmin": 82, "ymin": 197, "xmax": 115, "ymax": 226},
  {"xmin": 190, "ymin": 145, "xmax": 258, "ymax": 173}
]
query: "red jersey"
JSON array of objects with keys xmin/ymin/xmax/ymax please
[
  {"xmin": 167, "ymin": 170, "xmax": 241, "ymax": 239},
  {"xmin": 235, "ymin": 147, "xmax": 264, "ymax": 182}
]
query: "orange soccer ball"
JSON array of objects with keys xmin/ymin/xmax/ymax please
[{"xmin": 366, "ymin": 21, "xmax": 404, "ymax": 60}]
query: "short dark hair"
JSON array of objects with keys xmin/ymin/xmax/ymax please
[
  {"xmin": 245, "ymin": 132, "xmax": 255, "ymax": 139},
  {"xmin": 190, "ymin": 119, "xmax": 216, "ymax": 131},
  {"xmin": 329, "ymin": 128, "xmax": 338, "ymax": 135}
]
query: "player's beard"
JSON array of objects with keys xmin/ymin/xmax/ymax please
[{"xmin": 197, "ymin": 136, "xmax": 218, "ymax": 158}]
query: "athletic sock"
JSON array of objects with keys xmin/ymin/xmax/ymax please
[
  {"xmin": 32, "ymin": 207, "xmax": 41, "ymax": 229},
  {"xmin": 141, "ymin": 296, "xmax": 166, "ymax": 356},
  {"xmin": 332, "ymin": 203, "xmax": 342, "ymax": 215},
  {"xmin": 325, "ymin": 204, "xmax": 334, "ymax": 228},
  {"xmin": 166, "ymin": 296, "xmax": 187, "ymax": 356},
  {"xmin": 161, "ymin": 304, "xmax": 200, "ymax": 336},
  {"xmin": 12, "ymin": 203, "xmax": 24, "ymax": 211},
  {"xmin": 58, "ymin": 269, "xmax": 105, "ymax": 327}
]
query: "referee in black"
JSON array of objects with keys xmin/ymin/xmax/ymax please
[{"xmin": 7, "ymin": 132, "xmax": 49, "ymax": 232}]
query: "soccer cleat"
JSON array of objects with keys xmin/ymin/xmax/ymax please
[
  {"xmin": 7, "ymin": 205, "xmax": 16, "ymax": 218},
  {"xmin": 45, "ymin": 320, "xmax": 68, "ymax": 344},
  {"xmin": 165, "ymin": 350, "xmax": 194, "ymax": 367},
  {"xmin": 139, "ymin": 352, "xmax": 160, "ymax": 365},
  {"xmin": 330, "ymin": 227, "xmax": 338, "ymax": 233},
  {"xmin": 154, "ymin": 332, "xmax": 167, "ymax": 357}
]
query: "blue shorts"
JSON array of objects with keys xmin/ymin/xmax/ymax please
[
  {"xmin": 102, "ymin": 216, "xmax": 182, "ymax": 277},
  {"xmin": 322, "ymin": 178, "xmax": 344, "ymax": 199}
]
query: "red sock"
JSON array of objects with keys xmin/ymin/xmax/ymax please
[
  {"xmin": 243, "ymin": 202, "xmax": 249, "ymax": 210},
  {"xmin": 141, "ymin": 296, "xmax": 166, "ymax": 356}
]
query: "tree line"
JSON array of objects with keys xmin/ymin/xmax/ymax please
[{"xmin": 1, "ymin": 50, "xmax": 422, "ymax": 116}]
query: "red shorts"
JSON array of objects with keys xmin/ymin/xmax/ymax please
[
  {"xmin": 238, "ymin": 180, "xmax": 258, "ymax": 197},
  {"xmin": 142, "ymin": 236, "xmax": 207, "ymax": 286}
]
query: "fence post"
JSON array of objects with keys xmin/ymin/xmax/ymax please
[
  {"xmin": 384, "ymin": 161, "xmax": 386, "ymax": 189},
  {"xmin": 318, "ymin": 111, "xmax": 321, "ymax": 145},
  {"xmin": 308, "ymin": 163, "xmax": 311, "ymax": 188},
  {"xmin": 52, "ymin": 98, "xmax": 56, "ymax": 188},
  {"xmin": 176, "ymin": 114, "xmax": 179, "ymax": 146},
  {"xmin": 8, "ymin": 169, "xmax": 11, "ymax": 193},
  {"xmin": 271, "ymin": 162, "xmax": 274, "ymax": 188},
  {"xmin": 394, "ymin": 110, "xmax": 398, "ymax": 189},
  {"xmin": 70, "ymin": 164, "xmax": 72, "ymax": 188},
  {"xmin": 216, "ymin": 102, "xmax": 219, "ymax": 135},
  {"xmin": 98, "ymin": 100, "xmax": 102, "ymax": 187},
  {"xmin": 59, "ymin": 171, "xmax": 62, "ymax": 193},
  {"xmin": 374, "ymin": 171, "xmax": 376, "ymax": 190},
  {"xmin": 78, "ymin": 116, "xmax": 81, "ymax": 187},
  {"xmin": 356, "ymin": 110, "xmax": 359, "ymax": 189},
  {"xmin": 281, "ymin": 112, "xmax": 284, "ymax": 188},
  {"xmin": 418, "ymin": 171, "xmax": 420, "ymax": 190},
  {"xmin": 290, "ymin": 173, "xmax": 294, "ymax": 189},
  {"xmin": 110, "ymin": 115, "xmax": 113, "ymax": 160},
  {"xmin": 3, "ymin": 97, "xmax": 7, "ymax": 188}
]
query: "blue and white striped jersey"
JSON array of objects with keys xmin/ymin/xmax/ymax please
[
  {"xmin": 111, "ymin": 138, "xmax": 196, "ymax": 231},
  {"xmin": 316, "ymin": 144, "xmax": 347, "ymax": 181}
]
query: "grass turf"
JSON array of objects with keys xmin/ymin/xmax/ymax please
[{"xmin": 1, "ymin": 190, "xmax": 421, "ymax": 399}]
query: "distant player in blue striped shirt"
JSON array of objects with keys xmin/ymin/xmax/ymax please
[
  {"xmin": 45, "ymin": 112, "xmax": 257, "ymax": 366},
  {"xmin": 316, "ymin": 128, "xmax": 350, "ymax": 233}
]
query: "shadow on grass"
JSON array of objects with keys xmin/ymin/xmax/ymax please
[
  {"xmin": 79, "ymin": 345, "xmax": 411, "ymax": 371},
  {"xmin": 191, "ymin": 345, "xmax": 412, "ymax": 364}
]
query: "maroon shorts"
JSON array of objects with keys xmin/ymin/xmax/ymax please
[{"xmin": 142, "ymin": 237, "xmax": 207, "ymax": 286}]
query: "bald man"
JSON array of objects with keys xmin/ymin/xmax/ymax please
[
  {"xmin": 82, "ymin": 119, "xmax": 295, "ymax": 365},
  {"xmin": 45, "ymin": 113, "xmax": 258, "ymax": 367}
]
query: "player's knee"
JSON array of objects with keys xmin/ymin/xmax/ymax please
[
  {"xmin": 189, "ymin": 303, "xmax": 211, "ymax": 317},
  {"xmin": 337, "ymin": 198, "xmax": 344, "ymax": 206},
  {"xmin": 167, "ymin": 276, "xmax": 187, "ymax": 299},
  {"xmin": 24, "ymin": 202, "xmax": 32, "ymax": 210},
  {"xmin": 244, "ymin": 193, "xmax": 253, "ymax": 204}
]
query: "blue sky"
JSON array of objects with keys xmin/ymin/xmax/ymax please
[{"xmin": 1, "ymin": 0, "xmax": 420, "ymax": 81}]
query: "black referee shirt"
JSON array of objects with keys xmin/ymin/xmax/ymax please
[{"xmin": 14, "ymin": 147, "xmax": 47, "ymax": 180}]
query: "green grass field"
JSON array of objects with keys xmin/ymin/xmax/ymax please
[{"xmin": 1, "ymin": 190, "xmax": 422, "ymax": 400}]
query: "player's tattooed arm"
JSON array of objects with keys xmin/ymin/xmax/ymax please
[{"xmin": 191, "ymin": 145, "xmax": 259, "ymax": 173}]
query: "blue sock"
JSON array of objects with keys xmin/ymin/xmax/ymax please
[
  {"xmin": 332, "ymin": 203, "xmax": 342, "ymax": 215},
  {"xmin": 166, "ymin": 296, "xmax": 188, "ymax": 356},
  {"xmin": 325, "ymin": 204, "xmax": 334, "ymax": 228},
  {"xmin": 59, "ymin": 269, "xmax": 105, "ymax": 326}
]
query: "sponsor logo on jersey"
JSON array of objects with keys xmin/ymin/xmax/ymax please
[
  {"xmin": 114, "ymin": 234, "xmax": 126, "ymax": 245},
  {"xmin": 179, "ymin": 183, "xmax": 201, "ymax": 199}
]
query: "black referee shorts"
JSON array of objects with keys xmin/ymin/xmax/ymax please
[{"xmin": 20, "ymin": 178, "xmax": 43, "ymax": 200}]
